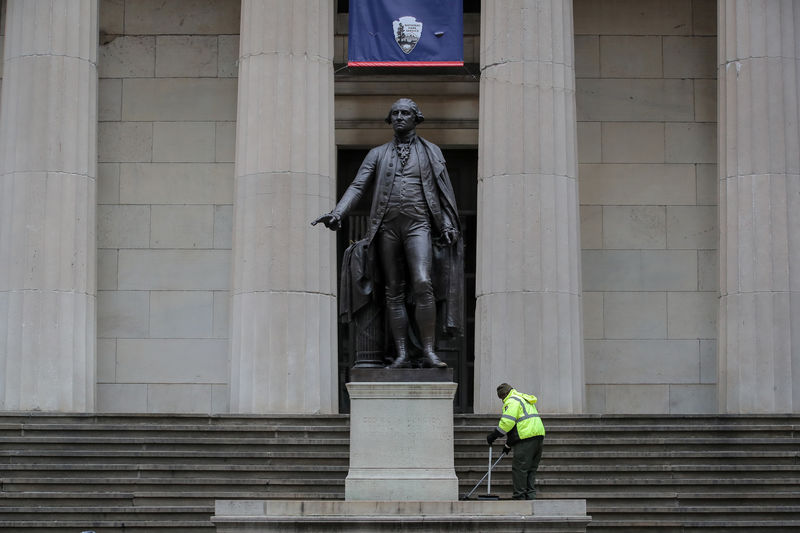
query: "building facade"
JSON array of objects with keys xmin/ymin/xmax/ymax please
[{"xmin": 0, "ymin": 0, "xmax": 797, "ymax": 416}]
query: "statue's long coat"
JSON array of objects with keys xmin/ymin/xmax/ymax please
[{"xmin": 336, "ymin": 137, "xmax": 464, "ymax": 336}]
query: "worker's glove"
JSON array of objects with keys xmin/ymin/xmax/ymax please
[
  {"xmin": 486, "ymin": 428, "xmax": 502, "ymax": 445},
  {"xmin": 502, "ymin": 444, "xmax": 512, "ymax": 456}
]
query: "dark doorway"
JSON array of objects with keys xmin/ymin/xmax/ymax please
[{"xmin": 336, "ymin": 148, "xmax": 478, "ymax": 413}]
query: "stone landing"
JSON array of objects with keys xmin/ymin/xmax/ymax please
[{"xmin": 212, "ymin": 500, "xmax": 591, "ymax": 532}]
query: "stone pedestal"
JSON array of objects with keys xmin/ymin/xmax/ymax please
[
  {"xmin": 213, "ymin": 500, "xmax": 591, "ymax": 532},
  {"xmin": 345, "ymin": 381, "xmax": 458, "ymax": 501},
  {"xmin": 474, "ymin": 0, "xmax": 584, "ymax": 413}
]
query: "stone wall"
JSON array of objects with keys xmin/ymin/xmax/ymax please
[
  {"xmin": 95, "ymin": 0, "xmax": 239, "ymax": 413},
  {"xmin": 575, "ymin": 0, "xmax": 718, "ymax": 414}
]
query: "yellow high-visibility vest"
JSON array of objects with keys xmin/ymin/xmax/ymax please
[{"xmin": 497, "ymin": 389, "xmax": 545, "ymax": 441}]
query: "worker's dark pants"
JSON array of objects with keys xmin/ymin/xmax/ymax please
[{"xmin": 511, "ymin": 435, "xmax": 544, "ymax": 500}]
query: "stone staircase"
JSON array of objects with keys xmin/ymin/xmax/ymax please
[
  {"xmin": 0, "ymin": 413, "xmax": 797, "ymax": 532},
  {"xmin": 460, "ymin": 415, "xmax": 800, "ymax": 532}
]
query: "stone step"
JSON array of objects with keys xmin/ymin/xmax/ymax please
[
  {"xmin": 0, "ymin": 453, "xmax": 794, "ymax": 473},
  {"xmin": 0, "ymin": 520, "xmax": 213, "ymax": 532},
  {"xmin": 0, "ymin": 491, "xmax": 136, "ymax": 506},
  {"xmin": 0, "ymin": 505, "xmax": 210, "ymax": 520},
  {"xmin": 3, "ymin": 421, "xmax": 797, "ymax": 434},
  {"xmin": 456, "ymin": 414, "xmax": 800, "ymax": 424},
  {"xmin": 540, "ymin": 478, "xmax": 800, "ymax": 488},
  {"xmin": 464, "ymin": 463, "xmax": 800, "ymax": 474},
  {"xmin": 5, "ymin": 476, "xmax": 797, "ymax": 496},
  {"xmin": 464, "ymin": 470, "xmax": 800, "ymax": 484},
  {"xmin": 0, "ymin": 413, "xmax": 349, "ymax": 425},
  {"xmin": 0, "ymin": 424, "xmax": 349, "ymax": 440},
  {"xmin": 591, "ymin": 505, "xmax": 800, "ymax": 519},
  {"xmin": 1, "ymin": 448, "xmax": 794, "ymax": 463},
  {"xmin": 7, "ymin": 413, "xmax": 796, "ymax": 424},
  {"xmin": 532, "ymin": 450, "xmax": 800, "ymax": 464},
  {"xmin": 543, "ymin": 491, "xmax": 800, "ymax": 506},
  {"xmin": 586, "ymin": 519, "xmax": 800, "ymax": 532},
  {"xmin": 456, "ymin": 436, "xmax": 800, "ymax": 446},
  {"xmin": 457, "ymin": 427, "xmax": 800, "ymax": 439},
  {"xmin": 4, "ymin": 424, "xmax": 798, "ymax": 440},
  {"xmin": 5, "ymin": 462, "xmax": 800, "ymax": 476},
  {"xmin": 0, "ymin": 438, "xmax": 350, "ymax": 453},
  {"xmin": 0, "ymin": 473, "xmax": 787, "ymax": 491},
  {"xmin": 673, "ymin": 491, "xmax": 800, "ymax": 505},
  {"xmin": 479, "ymin": 484, "xmax": 800, "ymax": 499},
  {"xmin": 2, "ymin": 435, "xmax": 796, "ymax": 451},
  {"xmin": 6, "ymin": 489, "xmax": 783, "ymax": 508},
  {"xmin": 0, "ymin": 436, "xmax": 350, "ymax": 446},
  {"xmin": 1, "ymin": 413, "xmax": 797, "ymax": 432},
  {"xmin": 0, "ymin": 463, "xmax": 350, "ymax": 477},
  {"xmin": 132, "ymin": 491, "xmax": 343, "ymax": 504},
  {"xmin": 0, "ymin": 478, "xmax": 346, "ymax": 494},
  {"xmin": 0, "ymin": 450, "xmax": 351, "ymax": 465},
  {"xmin": 0, "ymin": 491, "xmax": 342, "ymax": 507}
]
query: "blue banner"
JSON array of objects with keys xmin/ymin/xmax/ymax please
[{"xmin": 348, "ymin": 0, "xmax": 463, "ymax": 67}]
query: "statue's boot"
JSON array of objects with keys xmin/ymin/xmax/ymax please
[
  {"xmin": 386, "ymin": 293, "xmax": 411, "ymax": 368},
  {"xmin": 422, "ymin": 350, "xmax": 447, "ymax": 368},
  {"xmin": 388, "ymin": 341, "xmax": 411, "ymax": 368},
  {"xmin": 417, "ymin": 290, "xmax": 447, "ymax": 368}
]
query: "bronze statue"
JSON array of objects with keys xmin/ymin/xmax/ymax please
[{"xmin": 313, "ymin": 99, "xmax": 463, "ymax": 369}]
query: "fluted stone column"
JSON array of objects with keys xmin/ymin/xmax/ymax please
[
  {"xmin": 0, "ymin": 1, "xmax": 98, "ymax": 411},
  {"xmin": 229, "ymin": 1, "xmax": 336, "ymax": 413},
  {"xmin": 718, "ymin": 1, "xmax": 800, "ymax": 413},
  {"xmin": 474, "ymin": 0, "xmax": 584, "ymax": 413}
]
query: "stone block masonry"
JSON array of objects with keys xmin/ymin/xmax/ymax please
[
  {"xmin": 576, "ymin": 0, "xmax": 718, "ymax": 414},
  {"xmin": 95, "ymin": 0, "xmax": 238, "ymax": 414}
]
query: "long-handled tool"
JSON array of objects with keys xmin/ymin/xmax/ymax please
[{"xmin": 460, "ymin": 445, "xmax": 506, "ymax": 500}]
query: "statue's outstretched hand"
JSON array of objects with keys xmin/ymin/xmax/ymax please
[{"xmin": 311, "ymin": 212, "xmax": 342, "ymax": 231}]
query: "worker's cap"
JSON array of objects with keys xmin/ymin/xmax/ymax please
[{"xmin": 496, "ymin": 383, "xmax": 512, "ymax": 398}]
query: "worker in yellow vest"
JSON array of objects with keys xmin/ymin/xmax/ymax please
[{"xmin": 486, "ymin": 383, "xmax": 546, "ymax": 500}]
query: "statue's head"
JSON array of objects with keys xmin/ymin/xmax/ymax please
[
  {"xmin": 385, "ymin": 98, "xmax": 425, "ymax": 127},
  {"xmin": 497, "ymin": 382, "xmax": 513, "ymax": 400}
]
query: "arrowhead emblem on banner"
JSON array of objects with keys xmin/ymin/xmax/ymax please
[{"xmin": 393, "ymin": 16, "xmax": 423, "ymax": 54}]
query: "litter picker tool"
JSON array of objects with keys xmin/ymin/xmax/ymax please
[{"xmin": 460, "ymin": 445, "xmax": 506, "ymax": 500}]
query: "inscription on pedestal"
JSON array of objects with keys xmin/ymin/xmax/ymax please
[{"xmin": 362, "ymin": 414, "xmax": 448, "ymax": 443}]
